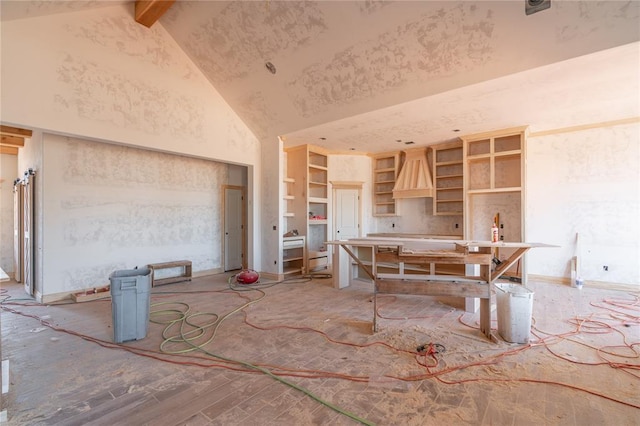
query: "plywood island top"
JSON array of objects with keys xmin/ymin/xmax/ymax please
[{"xmin": 326, "ymin": 236, "xmax": 557, "ymax": 249}]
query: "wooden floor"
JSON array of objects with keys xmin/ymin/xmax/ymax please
[{"xmin": 1, "ymin": 274, "xmax": 639, "ymax": 425}]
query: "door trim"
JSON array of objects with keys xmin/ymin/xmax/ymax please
[
  {"xmin": 331, "ymin": 181, "xmax": 363, "ymax": 240},
  {"xmin": 222, "ymin": 185, "xmax": 247, "ymax": 271}
]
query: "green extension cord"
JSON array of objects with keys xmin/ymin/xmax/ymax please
[{"xmin": 149, "ymin": 291, "xmax": 374, "ymax": 425}]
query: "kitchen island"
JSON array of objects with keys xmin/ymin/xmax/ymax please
[{"xmin": 326, "ymin": 236, "xmax": 554, "ymax": 340}]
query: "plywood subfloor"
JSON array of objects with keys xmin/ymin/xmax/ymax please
[{"xmin": 1, "ymin": 275, "xmax": 639, "ymax": 425}]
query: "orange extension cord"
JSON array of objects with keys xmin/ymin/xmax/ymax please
[{"xmin": 2, "ymin": 287, "xmax": 639, "ymax": 411}]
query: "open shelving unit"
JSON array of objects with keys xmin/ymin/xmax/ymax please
[
  {"xmin": 432, "ymin": 140, "xmax": 464, "ymax": 216},
  {"xmin": 285, "ymin": 145, "xmax": 331, "ymax": 273},
  {"xmin": 283, "ymin": 235, "xmax": 305, "ymax": 276},
  {"xmin": 371, "ymin": 152, "xmax": 399, "ymax": 216}
]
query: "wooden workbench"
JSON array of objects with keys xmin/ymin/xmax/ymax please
[{"xmin": 326, "ymin": 237, "xmax": 554, "ymax": 340}]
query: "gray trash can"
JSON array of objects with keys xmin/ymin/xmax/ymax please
[
  {"xmin": 109, "ymin": 268, "xmax": 151, "ymax": 343},
  {"xmin": 495, "ymin": 283, "xmax": 534, "ymax": 344}
]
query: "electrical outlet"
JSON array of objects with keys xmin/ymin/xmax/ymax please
[
  {"xmin": 603, "ymin": 265, "xmax": 608, "ymax": 272},
  {"xmin": 500, "ymin": 224, "xmax": 504, "ymax": 229}
]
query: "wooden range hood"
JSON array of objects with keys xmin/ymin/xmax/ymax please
[{"xmin": 392, "ymin": 147, "xmax": 433, "ymax": 199}]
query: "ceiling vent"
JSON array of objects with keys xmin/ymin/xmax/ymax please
[
  {"xmin": 526, "ymin": 0, "xmax": 550, "ymax": 15},
  {"xmin": 392, "ymin": 147, "xmax": 433, "ymax": 199}
]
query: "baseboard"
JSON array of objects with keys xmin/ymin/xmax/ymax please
[
  {"xmin": 528, "ymin": 274, "xmax": 640, "ymax": 292},
  {"xmin": 193, "ymin": 268, "xmax": 223, "ymax": 278},
  {"xmin": 528, "ymin": 275, "xmax": 571, "ymax": 286},
  {"xmin": 258, "ymin": 272, "xmax": 280, "ymax": 282}
]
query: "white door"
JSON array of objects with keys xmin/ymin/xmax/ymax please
[
  {"xmin": 224, "ymin": 187, "xmax": 244, "ymax": 271},
  {"xmin": 335, "ymin": 188, "xmax": 360, "ymax": 240}
]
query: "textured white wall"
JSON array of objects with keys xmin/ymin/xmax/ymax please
[
  {"xmin": 42, "ymin": 134, "xmax": 228, "ymax": 294},
  {"xmin": 1, "ymin": 4, "xmax": 263, "ymax": 294},
  {"xmin": 374, "ymin": 197, "xmax": 462, "ymax": 237},
  {"xmin": 526, "ymin": 123, "xmax": 640, "ymax": 285},
  {"xmin": 0, "ymin": 154, "xmax": 18, "ymax": 274},
  {"xmin": 0, "ymin": 4, "xmax": 259, "ymax": 166}
]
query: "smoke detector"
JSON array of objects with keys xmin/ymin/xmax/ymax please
[{"xmin": 526, "ymin": 0, "xmax": 550, "ymax": 15}]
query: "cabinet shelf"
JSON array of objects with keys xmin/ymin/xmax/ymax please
[
  {"xmin": 283, "ymin": 212, "xmax": 294, "ymax": 217},
  {"xmin": 436, "ymin": 160, "xmax": 463, "ymax": 167},
  {"xmin": 436, "ymin": 186, "xmax": 463, "ymax": 191},
  {"xmin": 309, "ymin": 219, "xmax": 327, "ymax": 225},
  {"xmin": 467, "ymin": 187, "xmax": 521, "ymax": 194},
  {"xmin": 436, "ymin": 174, "xmax": 463, "ymax": 179},
  {"xmin": 309, "ymin": 181, "xmax": 327, "ymax": 186},
  {"xmin": 308, "ymin": 164, "xmax": 327, "ymax": 171},
  {"xmin": 309, "ymin": 197, "xmax": 328, "ymax": 203},
  {"xmin": 283, "ymin": 256, "xmax": 304, "ymax": 262}
]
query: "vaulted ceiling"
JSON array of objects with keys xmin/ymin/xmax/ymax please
[{"xmin": 2, "ymin": 1, "xmax": 639, "ymax": 153}]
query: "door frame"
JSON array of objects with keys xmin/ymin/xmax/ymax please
[
  {"xmin": 222, "ymin": 185, "xmax": 247, "ymax": 271},
  {"xmin": 331, "ymin": 181, "xmax": 363, "ymax": 240},
  {"xmin": 13, "ymin": 180, "xmax": 24, "ymax": 283}
]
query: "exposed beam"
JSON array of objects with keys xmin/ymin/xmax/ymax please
[
  {"xmin": 1, "ymin": 135, "xmax": 25, "ymax": 147},
  {"xmin": 0, "ymin": 125, "xmax": 32, "ymax": 138},
  {"xmin": 135, "ymin": 0, "xmax": 175, "ymax": 28},
  {"xmin": 0, "ymin": 146, "xmax": 19, "ymax": 155}
]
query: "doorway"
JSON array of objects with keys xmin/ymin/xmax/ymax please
[
  {"xmin": 13, "ymin": 169, "xmax": 35, "ymax": 296},
  {"xmin": 223, "ymin": 185, "xmax": 246, "ymax": 271},
  {"xmin": 332, "ymin": 183, "xmax": 362, "ymax": 240}
]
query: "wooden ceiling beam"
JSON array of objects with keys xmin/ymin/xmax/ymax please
[
  {"xmin": 0, "ymin": 146, "xmax": 19, "ymax": 155},
  {"xmin": 135, "ymin": 0, "xmax": 175, "ymax": 28},
  {"xmin": 1, "ymin": 135, "xmax": 24, "ymax": 147},
  {"xmin": 1, "ymin": 125, "xmax": 32, "ymax": 138}
]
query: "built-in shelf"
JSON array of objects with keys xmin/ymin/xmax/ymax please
[
  {"xmin": 283, "ymin": 235, "xmax": 305, "ymax": 276},
  {"xmin": 285, "ymin": 145, "xmax": 330, "ymax": 273},
  {"xmin": 371, "ymin": 152, "xmax": 400, "ymax": 216},
  {"xmin": 432, "ymin": 141, "xmax": 464, "ymax": 216}
]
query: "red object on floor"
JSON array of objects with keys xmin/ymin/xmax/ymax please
[{"xmin": 236, "ymin": 269, "xmax": 259, "ymax": 284}]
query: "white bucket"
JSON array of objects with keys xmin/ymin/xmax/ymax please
[{"xmin": 495, "ymin": 283, "xmax": 534, "ymax": 344}]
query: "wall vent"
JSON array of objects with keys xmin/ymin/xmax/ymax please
[{"xmin": 526, "ymin": 0, "xmax": 550, "ymax": 15}]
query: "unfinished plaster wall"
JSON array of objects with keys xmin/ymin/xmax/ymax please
[
  {"xmin": 1, "ymin": 4, "xmax": 263, "ymax": 291},
  {"xmin": 374, "ymin": 197, "xmax": 462, "ymax": 237},
  {"xmin": 42, "ymin": 134, "xmax": 227, "ymax": 296},
  {"xmin": 0, "ymin": 4, "xmax": 259, "ymax": 165},
  {"xmin": 527, "ymin": 122, "xmax": 640, "ymax": 286},
  {"xmin": 0, "ymin": 153, "xmax": 18, "ymax": 275}
]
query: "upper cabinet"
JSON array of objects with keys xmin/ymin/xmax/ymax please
[
  {"xmin": 465, "ymin": 132, "xmax": 523, "ymax": 193},
  {"xmin": 462, "ymin": 127, "xmax": 526, "ymax": 279},
  {"xmin": 371, "ymin": 152, "xmax": 399, "ymax": 216},
  {"xmin": 431, "ymin": 140, "xmax": 464, "ymax": 216}
]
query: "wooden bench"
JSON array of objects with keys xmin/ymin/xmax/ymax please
[{"xmin": 148, "ymin": 260, "xmax": 192, "ymax": 287}]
